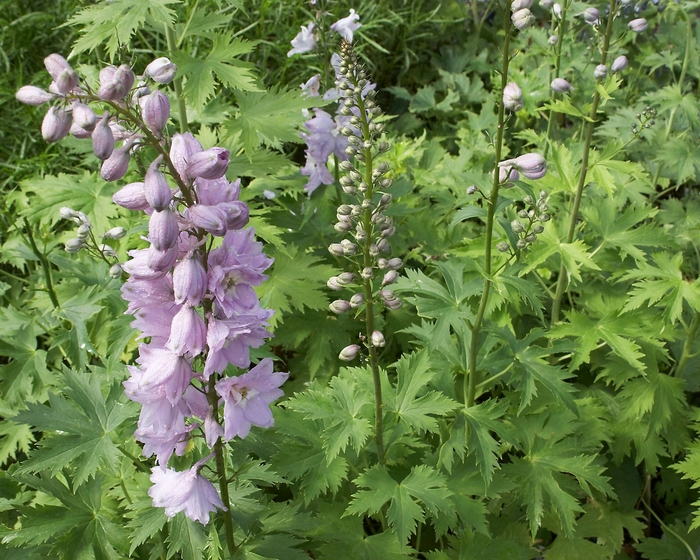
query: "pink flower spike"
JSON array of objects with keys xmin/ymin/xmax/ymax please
[
  {"xmin": 148, "ymin": 462, "xmax": 225, "ymax": 524},
  {"xmin": 215, "ymin": 358, "xmax": 288, "ymax": 441}
]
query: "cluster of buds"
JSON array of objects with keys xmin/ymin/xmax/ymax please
[
  {"xmin": 631, "ymin": 106, "xmax": 657, "ymax": 134},
  {"xmin": 511, "ymin": 0, "xmax": 537, "ymax": 30},
  {"xmin": 58, "ymin": 206, "xmax": 124, "ymax": 277},
  {"xmin": 498, "ymin": 190, "xmax": 551, "ymax": 253},
  {"xmin": 18, "ymin": 54, "xmax": 288, "ymax": 525},
  {"xmin": 16, "ymin": 55, "xmax": 179, "ymax": 183},
  {"xmin": 324, "ymin": 41, "xmax": 402, "ymax": 362}
]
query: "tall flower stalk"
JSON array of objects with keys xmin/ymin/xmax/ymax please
[
  {"xmin": 326, "ymin": 41, "xmax": 400, "ymax": 466},
  {"xmin": 17, "ymin": 53, "xmax": 289, "ymax": 556}
]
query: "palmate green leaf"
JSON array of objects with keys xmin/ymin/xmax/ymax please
[
  {"xmin": 438, "ymin": 528, "xmax": 537, "ymax": 560},
  {"xmin": 13, "ymin": 369, "xmax": 136, "ymax": 486},
  {"xmin": 347, "ymin": 465, "xmax": 453, "ymax": 544},
  {"xmin": 19, "ymin": 172, "xmax": 120, "ymax": 233},
  {"xmin": 621, "ymin": 252, "xmax": 700, "ymax": 323},
  {"xmin": 520, "ymin": 226, "xmax": 599, "ymax": 282},
  {"xmin": 462, "ymin": 400, "xmax": 509, "ymax": 488},
  {"xmin": 177, "ymin": 33, "xmax": 261, "ymax": 108},
  {"xmin": 618, "ymin": 371, "xmax": 686, "ymax": 432},
  {"xmin": 125, "ymin": 499, "xmax": 167, "ymax": 555},
  {"xmin": 223, "ymin": 87, "xmax": 319, "ymax": 154},
  {"xmin": 548, "ymin": 310, "xmax": 647, "ymax": 372},
  {"xmin": 636, "ymin": 519, "xmax": 700, "ymax": 560},
  {"xmin": 257, "ymin": 245, "xmax": 337, "ymax": 327},
  {"xmin": 0, "ymin": 422, "xmax": 34, "ymax": 466},
  {"xmin": 387, "ymin": 350, "xmax": 459, "ymax": 433},
  {"xmin": 654, "ymin": 135, "xmax": 700, "ymax": 185},
  {"xmin": 0, "ymin": 325, "xmax": 51, "ymax": 409},
  {"xmin": 66, "ymin": 0, "xmax": 178, "ymax": 58},
  {"xmin": 166, "ymin": 515, "xmax": 207, "ymax": 560}
]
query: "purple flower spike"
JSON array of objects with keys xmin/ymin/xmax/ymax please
[
  {"xmin": 149, "ymin": 461, "xmax": 225, "ymax": 524},
  {"xmin": 185, "ymin": 148, "xmax": 230, "ymax": 180},
  {"xmin": 215, "ymin": 358, "xmax": 288, "ymax": 441}
]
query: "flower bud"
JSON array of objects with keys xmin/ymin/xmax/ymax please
[
  {"xmin": 540, "ymin": 0, "xmax": 553, "ymax": 8},
  {"xmin": 497, "ymin": 242, "xmax": 510, "ymax": 253},
  {"xmin": 220, "ymin": 201, "xmax": 249, "ymax": 231},
  {"xmin": 64, "ymin": 238, "xmax": 84, "ymax": 253},
  {"xmin": 185, "ymin": 205, "xmax": 228, "ymax": 237},
  {"xmin": 132, "ymin": 82, "xmax": 150, "ymax": 104},
  {"xmin": 593, "ymin": 64, "xmax": 608, "ymax": 79},
  {"xmin": 339, "ymin": 344, "xmax": 360, "ymax": 361},
  {"xmin": 533, "ymin": 224, "xmax": 545, "ymax": 234},
  {"xmin": 382, "ymin": 270, "xmax": 399, "ymax": 286},
  {"xmin": 173, "ymin": 255, "xmax": 207, "ymax": 306},
  {"xmin": 112, "ymin": 182, "xmax": 149, "ymax": 211},
  {"xmin": 98, "ymin": 79, "xmax": 126, "ymax": 101},
  {"xmin": 552, "ymin": 3, "xmax": 562, "ymax": 18},
  {"xmin": 329, "ymin": 243, "xmax": 345, "ymax": 257},
  {"xmin": 350, "ymin": 294, "xmax": 364, "ymax": 308},
  {"xmin": 517, "ymin": 239, "xmax": 527, "ymax": 249},
  {"xmin": 384, "ymin": 297, "xmax": 403, "ymax": 310},
  {"xmin": 185, "ymin": 148, "xmax": 230, "ymax": 180},
  {"xmin": 582, "ymin": 7, "xmax": 600, "ymax": 25},
  {"xmin": 41, "ymin": 106, "xmax": 72, "ymax": 143},
  {"xmin": 466, "ymin": 185, "xmax": 478, "ymax": 195},
  {"xmin": 114, "ymin": 65, "xmax": 135, "ymax": 95},
  {"xmin": 16, "ymin": 86, "xmax": 53, "ymax": 106},
  {"xmin": 338, "ymin": 272, "xmax": 356, "ymax": 284},
  {"xmin": 100, "ymin": 143, "xmax": 132, "ymax": 182},
  {"xmin": 72, "ymin": 102, "xmax": 96, "ymax": 131},
  {"xmin": 142, "ymin": 90, "xmax": 170, "ymax": 135},
  {"xmin": 628, "ymin": 18, "xmax": 648, "ymax": 32},
  {"xmin": 170, "ymin": 132, "xmax": 203, "ymax": 182},
  {"xmin": 338, "ymin": 204, "xmax": 353, "ymax": 215},
  {"xmin": 499, "ymin": 167, "xmax": 520, "ymax": 184},
  {"xmin": 371, "ymin": 331, "xmax": 385, "ymax": 347},
  {"xmin": 148, "ymin": 246, "xmax": 179, "ymax": 272},
  {"xmin": 500, "ymin": 153, "xmax": 547, "ymax": 180},
  {"xmin": 77, "ymin": 223, "xmax": 91, "ymax": 240},
  {"xmin": 55, "ymin": 69, "xmax": 79, "ymax": 94},
  {"xmin": 167, "ymin": 304, "xmax": 206, "ymax": 357},
  {"xmin": 341, "ymin": 240, "xmax": 358, "ymax": 255},
  {"xmin": 511, "ymin": 0, "xmax": 534, "ymax": 9},
  {"xmin": 551, "ymin": 78, "xmax": 573, "ymax": 92},
  {"xmin": 330, "ymin": 300, "xmax": 351, "ymax": 314},
  {"xmin": 98, "ymin": 244, "xmax": 118, "ymax": 258},
  {"xmin": 109, "ymin": 263, "xmax": 122, "ymax": 279},
  {"xmin": 327, "ymin": 277, "xmax": 344, "ymax": 290},
  {"xmin": 360, "ymin": 267, "xmax": 373, "ymax": 279},
  {"xmin": 144, "ymin": 157, "xmax": 172, "ymax": 211},
  {"xmin": 548, "ymin": 35, "xmax": 559, "ymax": 46},
  {"xmin": 611, "ymin": 55, "xmax": 628, "ymax": 73},
  {"xmin": 145, "ymin": 57, "xmax": 178, "ymax": 84},
  {"xmin": 59, "ymin": 206, "xmax": 77, "ymax": 220},
  {"xmin": 149, "ymin": 209, "xmax": 179, "ymax": 251},
  {"xmin": 512, "ymin": 8, "xmax": 535, "ymax": 30},
  {"xmin": 44, "ymin": 54, "xmax": 72, "ymax": 81},
  {"xmin": 103, "ymin": 226, "xmax": 126, "ymax": 239},
  {"xmin": 511, "ymin": 220, "xmax": 525, "ymax": 233},
  {"xmin": 92, "ymin": 113, "xmax": 115, "ymax": 160},
  {"xmin": 503, "ymin": 82, "xmax": 524, "ymax": 112}
]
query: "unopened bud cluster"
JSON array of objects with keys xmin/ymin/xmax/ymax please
[
  {"xmin": 498, "ymin": 190, "xmax": 550, "ymax": 253},
  {"xmin": 58, "ymin": 207, "xmax": 124, "ymax": 275},
  {"xmin": 327, "ymin": 42, "xmax": 402, "ymax": 363},
  {"xmin": 631, "ymin": 106, "xmax": 657, "ymax": 134}
]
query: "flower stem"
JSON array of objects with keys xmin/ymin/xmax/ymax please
[
  {"xmin": 164, "ymin": 24, "xmax": 189, "ymax": 134},
  {"xmin": 466, "ymin": 1, "xmax": 513, "ymax": 408},
  {"xmin": 22, "ymin": 218, "xmax": 59, "ymax": 309},
  {"xmin": 544, "ymin": 0, "xmax": 570, "ymax": 155},
  {"xmin": 207, "ymin": 375, "xmax": 238, "ymax": 556},
  {"xmin": 673, "ymin": 311, "xmax": 700, "ymax": 377},
  {"xmin": 550, "ymin": 0, "xmax": 617, "ymax": 325}
]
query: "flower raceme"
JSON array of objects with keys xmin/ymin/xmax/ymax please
[{"xmin": 17, "ymin": 54, "xmax": 288, "ymax": 525}]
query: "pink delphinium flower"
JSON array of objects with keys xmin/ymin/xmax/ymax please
[
  {"xmin": 149, "ymin": 459, "xmax": 225, "ymax": 524},
  {"xmin": 215, "ymin": 358, "xmax": 289, "ymax": 440}
]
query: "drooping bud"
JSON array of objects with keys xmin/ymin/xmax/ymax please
[
  {"xmin": 593, "ymin": 64, "xmax": 608, "ymax": 79},
  {"xmin": 219, "ymin": 202, "xmax": 249, "ymax": 231},
  {"xmin": 59, "ymin": 206, "xmax": 77, "ymax": 220},
  {"xmin": 371, "ymin": 331, "xmax": 385, "ymax": 347},
  {"xmin": 55, "ymin": 69, "xmax": 79, "ymax": 94},
  {"xmin": 145, "ymin": 57, "xmax": 178, "ymax": 84},
  {"xmin": 330, "ymin": 300, "xmax": 351, "ymax": 314},
  {"xmin": 499, "ymin": 153, "xmax": 547, "ymax": 180},
  {"xmin": 552, "ymin": 3, "xmax": 562, "ymax": 18},
  {"xmin": 44, "ymin": 54, "xmax": 72, "ymax": 81},
  {"xmin": 41, "ymin": 106, "xmax": 72, "ymax": 143},
  {"xmin": 503, "ymin": 82, "xmax": 524, "ymax": 112},
  {"xmin": 327, "ymin": 277, "xmax": 344, "ymax": 290},
  {"xmin": 64, "ymin": 238, "xmax": 84, "ymax": 253},
  {"xmin": 100, "ymin": 142, "xmax": 132, "ymax": 182},
  {"xmin": 611, "ymin": 55, "xmax": 628, "ymax": 72},
  {"xmin": 582, "ymin": 7, "xmax": 600, "ymax": 25},
  {"xmin": 148, "ymin": 209, "xmax": 179, "ymax": 251},
  {"xmin": 72, "ymin": 102, "xmax": 96, "ymax": 131},
  {"xmin": 551, "ymin": 78, "xmax": 574, "ymax": 93},
  {"xmin": 386, "ymin": 258, "xmax": 403, "ymax": 270},
  {"xmin": 511, "ymin": 0, "xmax": 534, "ymax": 10},
  {"xmin": 185, "ymin": 205, "xmax": 228, "ymax": 237},
  {"xmin": 142, "ymin": 91, "xmax": 170, "ymax": 135},
  {"xmin": 109, "ymin": 263, "xmax": 123, "ymax": 279},
  {"xmin": 77, "ymin": 223, "xmax": 91, "ymax": 240},
  {"xmin": 147, "ymin": 246, "xmax": 179, "ymax": 273},
  {"xmin": 185, "ymin": 148, "xmax": 230, "ymax": 180},
  {"xmin": 511, "ymin": 220, "xmax": 525, "ymax": 234},
  {"xmin": 16, "ymin": 86, "xmax": 53, "ymax": 106},
  {"xmin": 166, "ymin": 304, "xmax": 206, "ymax": 357},
  {"xmin": 328, "ymin": 243, "xmax": 345, "ymax": 257},
  {"xmin": 144, "ymin": 157, "xmax": 172, "ymax": 211},
  {"xmin": 103, "ymin": 227, "xmax": 127, "ymax": 239},
  {"xmin": 112, "ymin": 182, "xmax": 149, "ymax": 211},
  {"xmin": 114, "ymin": 65, "xmax": 135, "ymax": 95},
  {"xmin": 628, "ymin": 18, "xmax": 648, "ymax": 32},
  {"xmin": 350, "ymin": 294, "xmax": 364, "ymax": 308},
  {"xmin": 339, "ymin": 344, "xmax": 360, "ymax": 361},
  {"xmin": 382, "ymin": 270, "xmax": 399, "ymax": 286},
  {"xmin": 384, "ymin": 298, "xmax": 403, "ymax": 310},
  {"xmin": 512, "ymin": 8, "xmax": 535, "ymax": 30},
  {"xmin": 338, "ymin": 272, "xmax": 355, "ymax": 284},
  {"xmin": 497, "ymin": 242, "xmax": 511, "ymax": 253},
  {"xmin": 92, "ymin": 113, "xmax": 115, "ymax": 160},
  {"xmin": 173, "ymin": 255, "xmax": 207, "ymax": 306}
]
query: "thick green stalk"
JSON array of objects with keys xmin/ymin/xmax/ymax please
[
  {"xmin": 466, "ymin": 2, "xmax": 513, "ymax": 408},
  {"xmin": 550, "ymin": 0, "xmax": 617, "ymax": 325},
  {"xmin": 356, "ymin": 95, "xmax": 385, "ymax": 465},
  {"xmin": 207, "ymin": 375, "xmax": 238, "ymax": 557},
  {"xmin": 165, "ymin": 24, "xmax": 189, "ymax": 134}
]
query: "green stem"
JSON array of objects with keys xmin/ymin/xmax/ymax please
[
  {"xmin": 164, "ymin": 24, "xmax": 189, "ymax": 134},
  {"xmin": 544, "ymin": 0, "xmax": 570, "ymax": 155},
  {"xmin": 23, "ymin": 218, "xmax": 59, "ymax": 309},
  {"xmin": 673, "ymin": 311, "xmax": 700, "ymax": 377},
  {"xmin": 118, "ymin": 444, "xmax": 150, "ymax": 473},
  {"xmin": 207, "ymin": 375, "xmax": 238, "ymax": 557},
  {"xmin": 550, "ymin": 0, "xmax": 617, "ymax": 325},
  {"xmin": 466, "ymin": 1, "xmax": 513, "ymax": 408}
]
